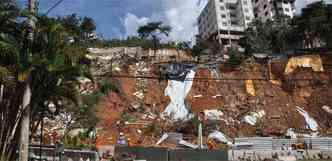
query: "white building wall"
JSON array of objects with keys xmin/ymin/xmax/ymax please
[
  {"xmin": 253, "ymin": 0, "xmax": 296, "ymax": 22},
  {"xmin": 198, "ymin": 0, "xmax": 254, "ymax": 42}
]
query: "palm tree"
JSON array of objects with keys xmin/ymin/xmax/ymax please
[
  {"xmin": 0, "ymin": 8, "xmax": 91, "ymax": 160},
  {"xmin": 137, "ymin": 22, "xmax": 171, "ymax": 56}
]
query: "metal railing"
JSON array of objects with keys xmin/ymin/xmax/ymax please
[{"xmin": 234, "ymin": 137, "xmax": 332, "ymax": 150}]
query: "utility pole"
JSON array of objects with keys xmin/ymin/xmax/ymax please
[{"xmin": 18, "ymin": 0, "xmax": 35, "ymax": 161}]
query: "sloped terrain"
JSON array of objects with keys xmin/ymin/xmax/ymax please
[{"xmin": 89, "ymin": 48, "xmax": 332, "ymax": 148}]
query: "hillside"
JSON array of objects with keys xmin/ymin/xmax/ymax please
[{"xmin": 87, "ymin": 47, "xmax": 332, "ymax": 148}]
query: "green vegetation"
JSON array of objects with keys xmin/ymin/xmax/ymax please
[
  {"xmin": 0, "ymin": 1, "xmax": 101, "ymax": 160},
  {"xmin": 137, "ymin": 21, "xmax": 172, "ymax": 54},
  {"xmin": 241, "ymin": 1, "xmax": 332, "ymax": 55}
]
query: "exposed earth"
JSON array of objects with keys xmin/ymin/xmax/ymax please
[{"xmin": 88, "ymin": 48, "xmax": 332, "ymax": 148}]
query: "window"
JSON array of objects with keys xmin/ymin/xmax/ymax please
[
  {"xmin": 220, "ymin": 6, "xmax": 225, "ymax": 10},
  {"xmin": 221, "ymin": 14, "xmax": 226, "ymax": 18}
]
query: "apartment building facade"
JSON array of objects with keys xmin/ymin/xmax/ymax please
[
  {"xmin": 198, "ymin": 0, "xmax": 255, "ymax": 46},
  {"xmin": 253, "ymin": 0, "xmax": 296, "ymax": 22},
  {"xmin": 197, "ymin": 0, "xmax": 296, "ymax": 46}
]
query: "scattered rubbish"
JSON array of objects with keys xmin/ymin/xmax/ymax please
[
  {"xmin": 130, "ymin": 102, "xmax": 141, "ymax": 110},
  {"xmin": 203, "ymin": 109, "xmax": 224, "ymax": 121},
  {"xmin": 286, "ymin": 128, "xmax": 297, "ymax": 139},
  {"xmin": 322, "ymin": 105, "xmax": 332, "ymax": 114},
  {"xmin": 193, "ymin": 95, "xmax": 203, "ymax": 98},
  {"xmin": 162, "ymin": 70, "xmax": 195, "ymax": 121},
  {"xmin": 284, "ymin": 55, "xmax": 324, "ymax": 75},
  {"xmin": 243, "ymin": 110, "xmax": 265, "ymax": 126},
  {"xmin": 208, "ymin": 131, "xmax": 230, "ymax": 144},
  {"xmin": 178, "ymin": 140, "xmax": 199, "ymax": 149},
  {"xmin": 296, "ymin": 106, "xmax": 318, "ymax": 131},
  {"xmin": 212, "ymin": 94, "xmax": 222, "ymax": 98},
  {"xmin": 156, "ymin": 133, "xmax": 183, "ymax": 145},
  {"xmin": 245, "ymin": 80, "xmax": 256, "ymax": 96},
  {"xmin": 136, "ymin": 129, "xmax": 142, "ymax": 134},
  {"xmin": 133, "ymin": 91, "xmax": 144, "ymax": 100}
]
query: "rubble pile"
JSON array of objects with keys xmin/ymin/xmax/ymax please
[{"xmin": 87, "ymin": 48, "xmax": 332, "ymax": 148}]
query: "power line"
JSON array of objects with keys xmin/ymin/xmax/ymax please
[
  {"xmin": 45, "ymin": 0, "xmax": 65, "ymax": 15},
  {"xmin": 96, "ymin": 74, "xmax": 332, "ymax": 82}
]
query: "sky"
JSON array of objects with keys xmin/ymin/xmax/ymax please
[{"xmin": 17, "ymin": 0, "xmax": 332, "ymax": 42}]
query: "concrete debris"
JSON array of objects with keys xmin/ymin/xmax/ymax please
[
  {"xmin": 203, "ymin": 109, "xmax": 224, "ymax": 121},
  {"xmin": 208, "ymin": 131, "xmax": 230, "ymax": 144},
  {"xmin": 133, "ymin": 91, "xmax": 144, "ymax": 100},
  {"xmin": 243, "ymin": 110, "xmax": 265, "ymax": 126},
  {"xmin": 286, "ymin": 128, "xmax": 297, "ymax": 139},
  {"xmin": 193, "ymin": 95, "xmax": 203, "ymax": 98},
  {"xmin": 296, "ymin": 106, "xmax": 318, "ymax": 131},
  {"xmin": 156, "ymin": 133, "xmax": 183, "ymax": 145},
  {"xmin": 245, "ymin": 80, "xmax": 256, "ymax": 96},
  {"xmin": 162, "ymin": 70, "xmax": 195, "ymax": 121},
  {"xmin": 178, "ymin": 140, "xmax": 199, "ymax": 149},
  {"xmin": 130, "ymin": 102, "xmax": 141, "ymax": 110},
  {"xmin": 212, "ymin": 94, "xmax": 222, "ymax": 98},
  {"xmin": 284, "ymin": 55, "xmax": 324, "ymax": 75},
  {"xmin": 322, "ymin": 105, "xmax": 332, "ymax": 114}
]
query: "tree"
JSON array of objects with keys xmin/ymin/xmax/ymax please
[
  {"xmin": 0, "ymin": 6, "xmax": 94, "ymax": 160},
  {"xmin": 80, "ymin": 17, "xmax": 96, "ymax": 33},
  {"xmin": 291, "ymin": 1, "xmax": 332, "ymax": 49},
  {"xmin": 240, "ymin": 17, "xmax": 292, "ymax": 55},
  {"xmin": 137, "ymin": 22, "xmax": 172, "ymax": 55}
]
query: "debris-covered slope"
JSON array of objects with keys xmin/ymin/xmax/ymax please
[{"xmin": 89, "ymin": 48, "xmax": 332, "ymax": 147}]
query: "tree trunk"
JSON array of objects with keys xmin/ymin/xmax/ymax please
[
  {"xmin": 0, "ymin": 84, "xmax": 3, "ymax": 103},
  {"xmin": 18, "ymin": 0, "xmax": 35, "ymax": 160},
  {"xmin": 18, "ymin": 84, "xmax": 32, "ymax": 161}
]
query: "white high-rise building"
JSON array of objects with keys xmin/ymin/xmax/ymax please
[
  {"xmin": 198, "ymin": 0, "xmax": 255, "ymax": 46},
  {"xmin": 253, "ymin": 0, "xmax": 296, "ymax": 22}
]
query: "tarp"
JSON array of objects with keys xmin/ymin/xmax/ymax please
[
  {"xmin": 284, "ymin": 55, "xmax": 324, "ymax": 75},
  {"xmin": 296, "ymin": 106, "xmax": 318, "ymax": 131},
  {"xmin": 245, "ymin": 80, "xmax": 256, "ymax": 96},
  {"xmin": 162, "ymin": 70, "xmax": 195, "ymax": 121},
  {"xmin": 208, "ymin": 131, "xmax": 230, "ymax": 144}
]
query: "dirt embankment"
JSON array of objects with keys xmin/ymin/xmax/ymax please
[{"xmin": 94, "ymin": 54, "xmax": 332, "ymax": 147}]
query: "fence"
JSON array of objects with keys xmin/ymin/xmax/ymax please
[
  {"xmin": 234, "ymin": 137, "xmax": 332, "ymax": 150},
  {"xmin": 114, "ymin": 146, "xmax": 228, "ymax": 161},
  {"xmin": 29, "ymin": 145, "xmax": 99, "ymax": 161}
]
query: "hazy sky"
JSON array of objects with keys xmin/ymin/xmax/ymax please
[{"xmin": 18, "ymin": 0, "xmax": 332, "ymax": 41}]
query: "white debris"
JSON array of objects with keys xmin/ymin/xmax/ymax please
[
  {"xmin": 156, "ymin": 133, "xmax": 169, "ymax": 145},
  {"xmin": 322, "ymin": 105, "xmax": 332, "ymax": 114},
  {"xmin": 212, "ymin": 94, "xmax": 222, "ymax": 98},
  {"xmin": 286, "ymin": 128, "xmax": 297, "ymax": 139},
  {"xmin": 156, "ymin": 133, "xmax": 183, "ymax": 145},
  {"xmin": 133, "ymin": 91, "xmax": 144, "ymax": 100},
  {"xmin": 137, "ymin": 129, "xmax": 142, "ymax": 134},
  {"xmin": 193, "ymin": 95, "xmax": 203, "ymax": 98},
  {"xmin": 208, "ymin": 131, "xmax": 230, "ymax": 144},
  {"xmin": 178, "ymin": 140, "xmax": 199, "ymax": 149},
  {"xmin": 203, "ymin": 109, "xmax": 224, "ymax": 120},
  {"xmin": 243, "ymin": 110, "xmax": 265, "ymax": 126},
  {"xmin": 296, "ymin": 106, "xmax": 318, "ymax": 131},
  {"xmin": 162, "ymin": 70, "xmax": 195, "ymax": 121}
]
